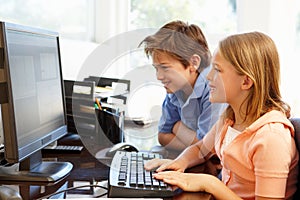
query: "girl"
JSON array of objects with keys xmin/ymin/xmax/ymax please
[{"xmin": 145, "ymin": 32, "xmax": 299, "ymax": 200}]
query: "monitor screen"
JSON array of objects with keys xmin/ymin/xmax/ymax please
[{"xmin": 0, "ymin": 22, "xmax": 72, "ymax": 182}]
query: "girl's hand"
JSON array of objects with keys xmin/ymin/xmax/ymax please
[
  {"xmin": 144, "ymin": 158, "xmax": 171, "ymax": 171},
  {"xmin": 153, "ymin": 171, "xmax": 212, "ymax": 192},
  {"xmin": 144, "ymin": 158, "xmax": 186, "ymax": 172},
  {"xmin": 154, "ymin": 171, "xmax": 243, "ymax": 200}
]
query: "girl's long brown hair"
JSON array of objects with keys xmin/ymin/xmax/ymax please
[{"xmin": 219, "ymin": 32, "xmax": 290, "ymax": 123}]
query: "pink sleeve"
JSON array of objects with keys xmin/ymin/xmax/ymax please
[{"xmin": 250, "ymin": 124, "xmax": 296, "ymax": 198}]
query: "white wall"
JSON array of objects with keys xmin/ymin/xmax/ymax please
[
  {"xmin": 237, "ymin": 0, "xmax": 299, "ymax": 116},
  {"xmin": 60, "ymin": 0, "xmax": 300, "ymax": 116},
  {"xmin": 61, "ymin": 0, "xmax": 131, "ymax": 81},
  {"xmin": 237, "ymin": 0, "xmax": 296, "ymax": 56},
  {"xmin": 94, "ymin": 0, "xmax": 130, "ymax": 43}
]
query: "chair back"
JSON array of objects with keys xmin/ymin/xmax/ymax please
[{"xmin": 290, "ymin": 118, "xmax": 300, "ymax": 200}]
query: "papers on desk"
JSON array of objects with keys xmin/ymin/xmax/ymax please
[
  {"xmin": 95, "ymin": 86, "xmax": 113, "ymax": 93},
  {"xmin": 125, "ymin": 116, "xmax": 153, "ymax": 126},
  {"xmin": 94, "ymin": 86, "xmax": 115, "ymax": 98},
  {"xmin": 95, "ymin": 84, "xmax": 128, "ymax": 99},
  {"xmin": 73, "ymin": 84, "xmax": 93, "ymax": 95}
]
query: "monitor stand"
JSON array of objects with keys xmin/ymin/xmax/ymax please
[{"xmin": 0, "ymin": 150, "xmax": 73, "ymax": 183}]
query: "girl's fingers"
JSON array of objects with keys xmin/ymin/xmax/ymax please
[{"xmin": 144, "ymin": 158, "xmax": 171, "ymax": 171}]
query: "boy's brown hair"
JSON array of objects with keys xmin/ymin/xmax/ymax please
[{"xmin": 139, "ymin": 20, "xmax": 211, "ymax": 73}]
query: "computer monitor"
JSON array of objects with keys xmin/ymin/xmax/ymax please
[{"xmin": 0, "ymin": 21, "xmax": 72, "ymax": 182}]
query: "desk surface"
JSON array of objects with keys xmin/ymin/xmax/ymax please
[
  {"xmin": 0, "ymin": 148, "xmax": 214, "ymax": 200},
  {"xmin": 60, "ymin": 148, "xmax": 215, "ymax": 199},
  {"xmin": 0, "ymin": 121, "xmax": 216, "ymax": 199}
]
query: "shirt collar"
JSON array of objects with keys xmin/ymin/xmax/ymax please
[{"xmin": 169, "ymin": 67, "xmax": 209, "ymax": 105}]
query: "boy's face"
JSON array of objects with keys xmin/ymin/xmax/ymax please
[{"xmin": 152, "ymin": 52, "xmax": 196, "ymax": 94}]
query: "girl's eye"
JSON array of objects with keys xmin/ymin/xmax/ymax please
[{"xmin": 214, "ymin": 67, "xmax": 221, "ymax": 72}]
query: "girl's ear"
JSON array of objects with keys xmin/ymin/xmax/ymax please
[
  {"xmin": 241, "ymin": 76, "xmax": 253, "ymax": 90},
  {"xmin": 190, "ymin": 54, "xmax": 201, "ymax": 71}
]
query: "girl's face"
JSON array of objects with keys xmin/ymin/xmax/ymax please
[
  {"xmin": 207, "ymin": 49, "xmax": 245, "ymax": 105},
  {"xmin": 152, "ymin": 53, "xmax": 196, "ymax": 94}
]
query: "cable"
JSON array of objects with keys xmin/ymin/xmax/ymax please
[
  {"xmin": 94, "ymin": 192, "xmax": 108, "ymax": 198},
  {"xmin": 35, "ymin": 184, "xmax": 108, "ymax": 200}
]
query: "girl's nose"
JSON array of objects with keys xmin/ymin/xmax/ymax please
[{"xmin": 206, "ymin": 68, "xmax": 214, "ymax": 81}]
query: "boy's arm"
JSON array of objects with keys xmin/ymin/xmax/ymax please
[
  {"xmin": 173, "ymin": 121, "xmax": 199, "ymax": 146},
  {"xmin": 158, "ymin": 121, "xmax": 198, "ymax": 151},
  {"xmin": 158, "ymin": 131, "xmax": 186, "ymax": 150}
]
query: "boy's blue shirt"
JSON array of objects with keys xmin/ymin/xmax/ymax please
[{"xmin": 158, "ymin": 67, "xmax": 226, "ymax": 140}]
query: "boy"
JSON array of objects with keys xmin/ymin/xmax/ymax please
[{"xmin": 140, "ymin": 20, "xmax": 224, "ymax": 151}]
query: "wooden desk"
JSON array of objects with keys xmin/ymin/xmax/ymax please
[
  {"xmin": 0, "ymin": 148, "xmax": 214, "ymax": 199},
  {"xmin": 0, "ymin": 116, "xmax": 215, "ymax": 199},
  {"xmin": 172, "ymin": 191, "xmax": 213, "ymax": 200},
  {"xmin": 0, "ymin": 147, "xmax": 109, "ymax": 200},
  {"xmin": 47, "ymin": 149, "xmax": 214, "ymax": 199},
  {"xmin": 42, "ymin": 146, "xmax": 109, "ymax": 196},
  {"xmin": 43, "ymin": 148, "xmax": 109, "ymax": 182}
]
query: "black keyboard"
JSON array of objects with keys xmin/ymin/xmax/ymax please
[
  {"xmin": 108, "ymin": 151, "xmax": 174, "ymax": 198},
  {"xmin": 42, "ymin": 145, "xmax": 83, "ymax": 153}
]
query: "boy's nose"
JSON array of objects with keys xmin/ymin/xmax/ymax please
[{"xmin": 156, "ymin": 70, "xmax": 164, "ymax": 80}]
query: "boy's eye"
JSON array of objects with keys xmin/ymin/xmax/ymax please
[
  {"xmin": 155, "ymin": 65, "xmax": 169, "ymax": 71},
  {"xmin": 153, "ymin": 64, "xmax": 169, "ymax": 71},
  {"xmin": 161, "ymin": 66, "xmax": 169, "ymax": 71}
]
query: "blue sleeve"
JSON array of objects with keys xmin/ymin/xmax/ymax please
[{"xmin": 158, "ymin": 95, "xmax": 180, "ymax": 133}]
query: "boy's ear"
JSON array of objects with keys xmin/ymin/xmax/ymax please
[
  {"xmin": 241, "ymin": 76, "xmax": 253, "ymax": 90},
  {"xmin": 190, "ymin": 54, "xmax": 201, "ymax": 70}
]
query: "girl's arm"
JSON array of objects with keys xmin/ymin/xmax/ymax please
[
  {"xmin": 154, "ymin": 171, "xmax": 241, "ymax": 200},
  {"xmin": 145, "ymin": 121, "xmax": 219, "ymax": 172},
  {"xmin": 154, "ymin": 171, "xmax": 285, "ymax": 200},
  {"xmin": 154, "ymin": 139, "xmax": 212, "ymax": 172}
]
